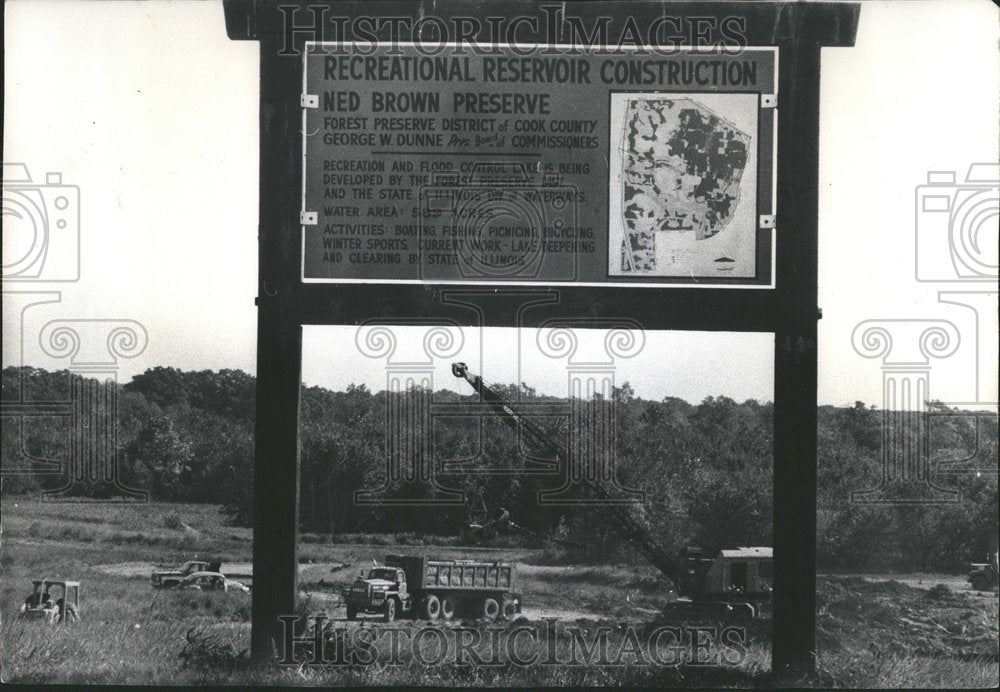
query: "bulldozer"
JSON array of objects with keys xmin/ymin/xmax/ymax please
[
  {"xmin": 451, "ymin": 361, "xmax": 773, "ymax": 619},
  {"xmin": 18, "ymin": 580, "xmax": 80, "ymax": 624}
]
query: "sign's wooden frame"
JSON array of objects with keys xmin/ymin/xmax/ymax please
[{"xmin": 224, "ymin": 0, "xmax": 860, "ymax": 675}]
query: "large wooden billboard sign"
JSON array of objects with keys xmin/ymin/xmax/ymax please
[
  {"xmin": 302, "ymin": 45, "xmax": 776, "ymax": 286},
  {"xmin": 224, "ymin": 0, "xmax": 860, "ymax": 677}
]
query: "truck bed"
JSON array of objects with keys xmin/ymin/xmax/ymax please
[{"xmin": 386, "ymin": 555, "xmax": 516, "ymax": 592}]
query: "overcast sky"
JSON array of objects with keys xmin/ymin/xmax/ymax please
[{"xmin": 3, "ymin": 0, "xmax": 998, "ymax": 407}]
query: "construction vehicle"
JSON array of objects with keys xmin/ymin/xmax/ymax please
[
  {"xmin": 151, "ymin": 559, "xmax": 221, "ymax": 588},
  {"xmin": 344, "ymin": 554, "xmax": 522, "ymax": 623},
  {"xmin": 451, "ymin": 361, "xmax": 772, "ymax": 619},
  {"xmin": 967, "ymin": 552, "xmax": 999, "ymax": 591},
  {"xmin": 18, "ymin": 580, "xmax": 80, "ymax": 624},
  {"xmin": 461, "ymin": 492, "xmax": 513, "ymax": 542},
  {"xmin": 175, "ymin": 571, "xmax": 250, "ymax": 593},
  {"xmin": 671, "ymin": 546, "xmax": 773, "ymax": 617}
]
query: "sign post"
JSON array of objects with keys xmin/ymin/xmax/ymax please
[{"xmin": 224, "ymin": 0, "xmax": 859, "ymax": 676}]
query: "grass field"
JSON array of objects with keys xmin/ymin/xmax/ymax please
[{"xmin": 1, "ymin": 500, "xmax": 996, "ymax": 687}]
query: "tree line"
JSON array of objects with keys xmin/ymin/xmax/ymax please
[{"xmin": 2, "ymin": 366, "xmax": 996, "ymax": 573}]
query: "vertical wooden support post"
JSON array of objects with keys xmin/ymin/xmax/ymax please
[
  {"xmin": 772, "ymin": 39, "xmax": 821, "ymax": 676},
  {"xmin": 250, "ymin": 311, "xmax": 301, "ymax": 661},
  {"xmin": 250, "ymin": 33, "xmax": 304, "ymax": 661}
]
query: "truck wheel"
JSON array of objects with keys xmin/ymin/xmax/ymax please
[
  {"xmin": 971, "ymin": 575, "xmax": 988, "ymax": 591},
  {"xmin": 481, "ymin": 598, "xmax": 500, "ymax": 621},
  {"xmin": 346, "ymin": 605, "xmax": 357, "ymax": 621},
  {"xmin": 502, "ymin": 602, "xmax": 517, "ymax": 619},
  {"xmin": 421, "ymin": 594, "xmax": 441, "ymax": 620},
  {"xmin": 440, "ymin": 596, "xmax": 457, "ymax": 620},
  {"xmin": 383, "ymin": 598, "xmax": 396, "ymax": 623}
]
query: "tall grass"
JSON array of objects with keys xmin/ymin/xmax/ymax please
[{"xmin": 816, "ymin": 649, "xmax": 999, "ymax": 688}]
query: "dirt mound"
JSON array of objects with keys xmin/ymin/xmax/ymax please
[
  {"xmin": 925, "ymin": 583, "xmax": 952, "ymax": 599},
  {"xmin": 922, "ymin": 583, "xmax": 971, "ymax": 606},
  {"xmin": 817, "ymin": 576, "xmax": 998, "ymax": 661}
]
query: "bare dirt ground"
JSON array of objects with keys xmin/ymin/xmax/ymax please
[
  {"xmin": 519, "ymin": 605, "xmax": 613, "ymax": 620},
  {"xmin": 816, "ymin": 575, "xmax": 999, "ymax": 661}
]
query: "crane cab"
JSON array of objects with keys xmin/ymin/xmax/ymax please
[
  {"xmin": 683, "ymin": 546, "xmax": 773, "ymax": 612},
  {"xmin": 708, "ymin": 547, "xmax": 772, "ymax": 597}
]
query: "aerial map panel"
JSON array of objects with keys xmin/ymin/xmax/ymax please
[{"xmin": 609, "ymin": 93, "xmax": 759, "ymax": 278}]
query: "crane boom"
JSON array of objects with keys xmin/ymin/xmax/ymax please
[{"xmin": 450, "ymin": 362, "xmax": 697, "ymax": 596}]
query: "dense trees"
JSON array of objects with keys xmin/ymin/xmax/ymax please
[{"xmin": 2, "ymin": 366, "xmax": 995, "ymax": 573}]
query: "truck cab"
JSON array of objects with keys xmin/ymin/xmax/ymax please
[{"xmin": 345, "ymin": 566, "xmax": 409, "ymax": 622}]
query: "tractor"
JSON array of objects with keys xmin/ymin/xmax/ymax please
[{"xmin": 18, "ymin": 580, "xmax": 80, "ymax": 624}]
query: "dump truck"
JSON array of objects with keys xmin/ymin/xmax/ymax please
[
  {"xmin": 344, "ymin": 554, "xmax": 522, "ymax": 622},
  {"xmin": 452, "ymin": 361, "xmax": 772, "ymax": 619},
  {"xmin": 151, "ymin": 560, "xmax": 221, "ymax": 588}
]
